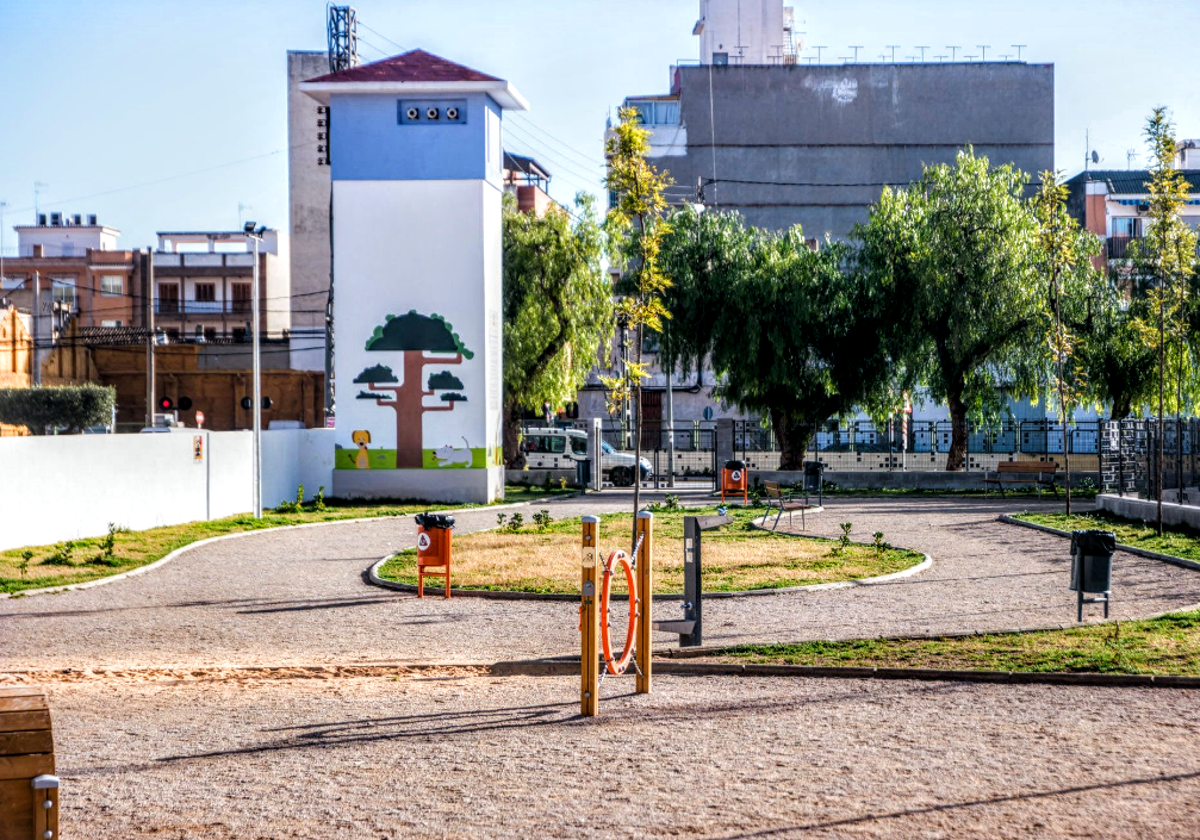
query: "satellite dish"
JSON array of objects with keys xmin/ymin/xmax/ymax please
[{"xmin": 1091, "ymin": 150, "xmax": 1101, "ymax": 164}]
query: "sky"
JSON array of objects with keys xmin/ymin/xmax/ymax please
[{"xmin": 2, "ymin": 0, "xmax": 1199, "ymax": 250}]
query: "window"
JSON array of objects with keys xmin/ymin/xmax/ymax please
[
  {"xmin": 195, "ymin": 283, "xmax": 216, "ymax": 302},
  {"xmin": 626, "ymin": 99, "xmax": 681, "ymax": 126},
  {"xmin": 570, "ymin": 436, "xmax": 589, "ymax": 456},
  {"xmin": 100, "ymin": 275, "xmax": 123, "ymax": 296},
  {"xmin": 712, "ymin": 52, "xmax": 729, "ymax": 65},
  {"xmin": 51, "ymin": 278, "xmax": 76, "ymax": 309},
  {"xmin": 100, "ymin": 319, "xmax": 122, "ymax": 328},
  {"xmin": 232, "ymin": 327, "xmax": 247, "ymax": 343},
  {"xmin": 231, "ymin": 283, "xmax": 251, "ymax": 313},
  {"xmin": 1111, "ymin": 217, "xmax": 1140, "ymax": 238}
]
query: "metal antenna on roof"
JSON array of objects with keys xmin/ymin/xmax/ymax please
[
  {"xmin": 1127, "ymin": 148, "xmax": 1139, "ymax": 170},
  {"xmin": 812, "ymin": 45, "xmax": 826, "ymax": 63},
  {"xmin": 978, "ymin": 45, "xmax": 990, "ymax": 61},
  {"xmin": 328, "ymin": 6, "xmax": 359, "ymax": 72},
  {"xmin": 915, "ymin": 46, "xmax": 930, "ymax": 61},
  {"xmin": 885, "ymin": 45, "xmax": 899, "ymax": 62},
  {"xmin": 946, "ymin": 46, "xmax": 960, "ymax": 61},
  {"xmin": 848, "ymin": 45, "xmax": 864, "ymax": 62},
  {"xmin": 1013, "ymin": 45, "xmax": 1027, "ymax": 61}
]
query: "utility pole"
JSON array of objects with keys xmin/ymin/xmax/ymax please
[
  {"xmin": 245, "ymin": 223, "xmax": 266, "ymax": 519},
  {"xmin": 31, "ymin": 270, "xmax": 41, "ymax": 386},
  {"xmin": 145, "ymin": 250, "xmax": 155, "ymax": 426},
  {"xmin": 665, "ymin": 324, "xmax": 675, "ymax": 489}
]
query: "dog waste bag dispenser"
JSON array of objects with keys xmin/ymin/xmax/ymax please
[
  {"xmin": 722, "ymin": 459, "xmax": 748, "ymax": 504},
  {"xmin": 1070, "ymin": 529, "xmax": 1115, "ymax": 622},
  {"xmin": 415, "ymin": 513, "xmax": 456, "ymax": 599}
]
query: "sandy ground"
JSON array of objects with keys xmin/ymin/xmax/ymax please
[{"xmin": 43, "ymin": 672, "xmax": 1200, "ymax": 839}]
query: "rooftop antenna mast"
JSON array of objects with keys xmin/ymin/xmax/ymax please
[{"xmin": 327, "ymin": 5, "xmax": 359, "ymax": 73}]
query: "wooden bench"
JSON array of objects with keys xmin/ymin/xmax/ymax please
[
  {"xmin": 763, "ymin": 480, "xmax": 819, "ymax": 531},
  {"xmin": 983, "ymin": 461, "xmax": 1060, "ymax": 498},
  {"xmin": 0, "ymin": 687, "xmax": 59, "ymax": 840}
]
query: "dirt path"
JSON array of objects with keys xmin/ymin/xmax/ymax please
[
  {"xmin": 45, "ymin": 673, "xmax": 1200, "ymax": 838},
  {"xmin": 4, "ymin": 497, "xmax": 1200, "ymax": 672}
]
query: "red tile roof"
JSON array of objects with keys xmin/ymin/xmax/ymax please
[{"xmin": 306, "ymin": 49, "xmax": 501, "ymax": 85}]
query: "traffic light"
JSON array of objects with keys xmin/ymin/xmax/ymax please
[
  {"xmin": 241, "ymin": 396, "xmax": 273, "ymax": 410},
  {"xmin": 178, "ymin": 396, "xmax": 193, "ymax": 411},
  {"xmin": 262, "ymin": 396, "xmax": 273, "ymax": 410},
  {"xmin": 158, "ymin": 397, "xmax": 173, "ymax": 411}
]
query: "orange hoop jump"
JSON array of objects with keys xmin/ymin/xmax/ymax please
[{"xmin": 599, "ymin": 549, "xmax": 638, "ymax": 674}]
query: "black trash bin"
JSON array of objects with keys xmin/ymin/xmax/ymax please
[
  {"xmin": 1070, "ymin": 529, "xmax": 1115, "ymax": 621},
  {"xmin": 575, "ymin": 458, "xmax": 592, "ymax": 489},
  {"xmin": 414, "ymin": 513, "xmax": 456, "ymax": 531},
  {"xmin": 803, "ymin": 461, "xmax": 824, "ymax": 505}
]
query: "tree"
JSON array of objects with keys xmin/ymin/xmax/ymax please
[
  {"xmin": 660, "ymin": 208, "xmax": 901, "ymax": 469},
  {"xmin": 501, "ymin": 193, "xmax": 611, "ymax": 468},
  {"xmin": 0, "ymin": 384, "xmax": 116, "ymax": 435},
  {"xmin": 1128, "ymin": 108, "xmax": 1199, "ymax": 531},
  {"xmin": 604, "ymin": 106, "xmax": 674, "ymax": 527},
  {"xmin": 1031, "ymin": 170, "xmax": 1103, "ymax": 514},
  {"xmin": 354, "ymin": 311, "xmax": 473, "ymax": 469},
  {"xmin": 859, "ymin": 149, "xmax": 1043, "ymax": 471}
]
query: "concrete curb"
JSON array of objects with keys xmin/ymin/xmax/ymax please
[
  {"xmin": 484, "ymin": 657, "xmax": 1200, "ymax": 689},
  {"xmin": 999, "ymin": 514, "xmax": 1200, "ymax": 573},
  {"xmin": 2, "ymin": 494, "xmax": 573, "ymax": 600}
]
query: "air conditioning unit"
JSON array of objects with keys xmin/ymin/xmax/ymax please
[
  {"xmin": 50, "ymin": 212, "xmax": 63, "ymax": 226},
  {"xmin": 37, "ymin": 213, "xmax": 47, "ymax": 226},
  {"xmin": 72, "ymin": 214, "xmax": 83, "ymax": 226},
  {"xmin": 87, "ymin": 214, "xmax": 97, "ymax": 226}
]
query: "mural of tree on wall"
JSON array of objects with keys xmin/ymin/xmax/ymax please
[{"xmin": 353, "ymin": 311, "xmax": 474, "ymax": 469}]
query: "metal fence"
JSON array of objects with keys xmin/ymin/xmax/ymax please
[{"xmin": 1101, "ymin": 418, "xmax": 1200, "ymax": 501}]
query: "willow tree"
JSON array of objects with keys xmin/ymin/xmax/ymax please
[
  {"xmin": 859, "ymin": 149, "xmax": 1042, "ymax": 471},
  {"xmin": 1032, "ymin": 171, "xmax": 1102, "ymax": 513},
  {"xmin": 501, "ymin": 193, "xmax": 611, "ymax": 468},
  {"xmin": 604, "ymin": 106, "xmax": 673, "ymax": 527},
  {"xmin": 1128, "ymin": 108, "xmax": 1199, "ymax": 530}
]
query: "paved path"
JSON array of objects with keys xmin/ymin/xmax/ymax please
[
  {"xmin": 3, "ymin": 495, "xmax": 1200, "ymax": 672},
  {"xmin": 43, "ymin": 672, "xmax": 1200, "ymax": 838}
]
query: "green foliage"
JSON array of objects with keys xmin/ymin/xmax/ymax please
[
  {"xmin": 858, "ymin": 148, "xmax": 1044, "ymax": 470},
  {"xmin": 353, "ymin": 365, "xmax": 398, "ymax": 384},
  {"xmin": 439, "ymin": 392, "xmax": 468, "ymax": 403},
  {"xmin": 43, "ymin": 542, "xmax": 76, "ymax": 567},
  {"xmin": 532, "ymin": 509, "xmax": 553, "ymax": 530},
  {"xmin": 496, "ymin": 512, "xmax": 508, "ymax": 529},
  {"xmin": 873, "ymin": 531, "xmax": 887, "ymax": 554},
  {"xmin": 661, "ymin": 208, "xmax": 902, "ymax": 468},
  {"xmin": 312, "ymin": 486, "xmax": 326, "ymax": 512},
  {"xmin": 427, "ymin": 371, "xmax": 465, "ymax": 391},
  {"xmin": 835, "ymin": 523, "xmax": 853, "ymax": 555},
  {"xmin": 88, "ymin": 523, "xmax": 122, "ymax": 567},
  {"xmin": 275, "ymin": 484, "xmax": 326, "ymax": 514},
  {"xmin": 508, "ymin": 512, "xmax": 525, "ymax": 533},
  {"xmin": 18, "ymin": 551, "xmax": 33, "ymax": 578},
  {"xmin": 0, "ymin": 384, "xmax": 116, "ymax": 434},
  {"xmin": 502, "ymin": 192, "xmax": 612, "ymax": 467},
  {"xmin": 366, "ymin": 311, "xmax": 473, "ymax": 358}
]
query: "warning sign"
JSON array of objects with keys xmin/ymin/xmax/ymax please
[{"xmin": 417, "ymin": 532, "xmax": 432, "ymax": 552}]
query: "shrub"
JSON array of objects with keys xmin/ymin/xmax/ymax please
[
  {"xmin": 43, "ymin": 542, "xmax": 76, "ymax": 567},
  {"xmin": 0, "ymin": 384, "xmax": 116, "ymax": 434}
]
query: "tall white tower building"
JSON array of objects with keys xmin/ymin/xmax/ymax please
[{"xmin": 694, "ymin": 0, "xmax": 802, "ymax": 65}]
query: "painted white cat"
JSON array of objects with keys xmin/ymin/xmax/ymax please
[{"xmin": 433, "ymin": 438, "xmax": 473, "ymax": 468}]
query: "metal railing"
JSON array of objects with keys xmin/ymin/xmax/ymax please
[
  {"xmin": 1108, "ymin": 235, "xmax": 1140, "ymax": 259},
  {"xmin": 155, "ymin": 298, "xmax": 251, "ymax": 315}
]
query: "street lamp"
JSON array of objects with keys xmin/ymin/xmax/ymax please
[{"xmin": 244, "ymin": 221, "xmax": 268, "ymax": 518}]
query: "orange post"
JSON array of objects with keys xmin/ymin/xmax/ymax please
[
  {"xmin": 635, "ymin": 510, "xmax": 653, "ymax": 694},
  {"xmin": 581, "ymin": 515, "xmax": 600, "ymax": 716},
  {"xmin": 416, "ymin": 525, "xmax": 452, "ymax": 599}
]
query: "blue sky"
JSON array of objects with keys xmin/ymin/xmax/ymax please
[{"xmin": 2, "ymin": 0, "xmax": 1198, "ymax": 248}]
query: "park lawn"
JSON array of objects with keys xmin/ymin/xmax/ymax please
[
  {"xmin": 722, "ymin": 610, "xmax": 1200, "ymax": 676},
  {"xmin": 0, "ymin": 485, "xmax": 573, "ymax": 595},
  {"xmin": 1011, "ymin": 510, "xmax": 1200, "ymax": 563},
  {"xmin": 377, "ymin": 506, "xmax": 924, "ymax": 595}
]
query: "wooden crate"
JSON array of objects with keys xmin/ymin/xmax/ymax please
[{"xmin": 0, "ymin": 687, "xmax": 58, "ymax": 840}]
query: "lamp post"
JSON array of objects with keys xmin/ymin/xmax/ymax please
[{"xmin": 244, "ymin": 222, "xmax": 267, "ymax": 518}]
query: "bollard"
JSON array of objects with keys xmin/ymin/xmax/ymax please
[
  {"xmin": 580, "ymin": 515, "xmax": 600, "ymax": 716},
  {"xmin": 635, "ymin": 510, "xmax": 653, "ymax": 694}
]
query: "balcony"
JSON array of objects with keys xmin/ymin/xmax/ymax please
[
  {"xmin": 1108, "ymin": 235, "xmax": 1140, "ymax": 260},
  {"xmin": 155, "ymin": 298, "xmax": 252, "ymax": 316}
]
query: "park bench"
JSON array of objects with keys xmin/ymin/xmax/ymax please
[
  {"xmin": 0, "ymin": 687, "xmax": 59, "ymax": 840},
  {"xmin": 983, "ymin": 461, "xmax": 1060, "ymax": 498},
  {"xmin": 763, "ymin": 480, "xmax": 819, "ymax": 531}
]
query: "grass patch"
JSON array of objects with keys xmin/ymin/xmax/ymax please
[
  {"xmin": 1011, "ymin": 509, "xmax": 1200, "ymax": 563},
  {"xmin": 0, "ymin": 485, "xmax": 569, "ymax": 595},
  {"xmin": 376, "ymin": 506, "xmax": 924, "ymax": 595},
  {"xmin": 723, "ymin": 610, "xmax": 1200, "ymax": 676}
]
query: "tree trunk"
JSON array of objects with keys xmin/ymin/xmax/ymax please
[
  {"xmin": 770, "ymin": 408, "xmax": 815, "ymax": 472},
  {"xmin": 1112, "ymin": 396, "xmax": 1132, "ymax": 421},
  {"xmin": 503, "ymin": 400, "xmax": 526, "ymax": 469},
  {"xmin": 946, "ymin": 391, "xmax": 969, "ymax": 472}
]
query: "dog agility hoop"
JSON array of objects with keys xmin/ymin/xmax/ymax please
[{"xmin": 580, "ymin": 512, "xmax": 653, "ymax": 716}]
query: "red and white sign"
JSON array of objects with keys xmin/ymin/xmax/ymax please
[
  {"xmin": 195, "ymin": 410, "xmax": 205, "ymax": 428},
  {"xmin": 417, "ymin": 532, "xmax": 432, "ymax": 552}
]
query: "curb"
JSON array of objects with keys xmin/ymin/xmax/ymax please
[
  {"xmin": 1, "ymin": 493, "xmax": 573, "ymax": 600},
  {"xmin": 999, "ymin": 514, "xmax": 1200, "ymax": 573}
]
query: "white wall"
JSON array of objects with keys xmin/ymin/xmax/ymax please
[{"xmin": 0, "ymin": 429, "xmax": 334, "ymax": 551}]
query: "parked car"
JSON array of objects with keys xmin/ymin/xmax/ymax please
[{"xmin": 520, "ymin": 427, "xmax": 652, "ymax": 485}]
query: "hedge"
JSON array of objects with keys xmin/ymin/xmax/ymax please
[{"xmin": 0, "ymin": 385, "xmax": 117, "ymax": 434}]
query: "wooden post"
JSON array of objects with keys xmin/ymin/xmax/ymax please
[
  {"xmin": 581, "ymin": 515, "xmax": 600, "ymax": 716},
  {"xmin": 635, "ymin": 510, "xmax": 653, "ymax": 694}
]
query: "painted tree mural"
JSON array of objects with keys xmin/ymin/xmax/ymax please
[{"xmin": 354, "ymin": 311, "xmax": 474, "ymax": 469}]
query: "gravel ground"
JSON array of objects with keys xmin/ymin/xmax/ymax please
[
  {"xmin": 4, "ymin": 495, "xmax": 1200, "ymax": 672},
  {"xmin": 43, "ymin": 672, "xmax": 1200, "ymax": 839}
]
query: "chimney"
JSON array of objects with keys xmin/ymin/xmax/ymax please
[{"xmin": 32, "ymin": 245, "xmax": 44, "ymax": 258}]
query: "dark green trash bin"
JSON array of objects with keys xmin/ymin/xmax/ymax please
[{"xmin": 1070, "ymin": 529, "xmax": 1115, "ymax": 621}]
